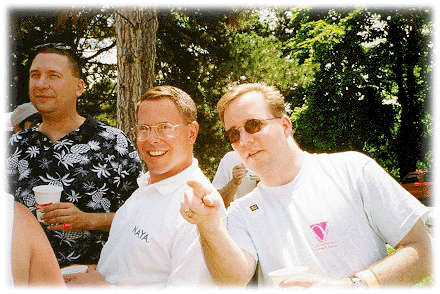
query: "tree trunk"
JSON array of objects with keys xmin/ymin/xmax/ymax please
[
  {"xmin": 115, "ymin": 8, "xmax": 158, "ymax": 146},
  {"xmin": 390, "ymin": 16, "xmax": 423, "ymax": 180}
]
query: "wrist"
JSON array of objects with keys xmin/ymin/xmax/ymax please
[
  {"xmin": 83, "ymin": 212, "xmax": 95, "ymax": 230},
  {"xmin": 231, "ymin": 178, "xmax": 241, "ymax": 185},
  {"xmin": 355, "ymin": 269, "xmax": 380, "ymax": 288},
  {"xmin": 197, "ymin": 214, "xmax": 227, "ymax": 238}
]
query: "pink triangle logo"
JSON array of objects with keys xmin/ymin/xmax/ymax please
[{"xmin": 310, "ymin": 221, "xmax": 328, "ymax": 241}]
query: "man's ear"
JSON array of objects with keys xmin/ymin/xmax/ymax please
[
  {"xmin": 76, "ymin": 79, "xmax": 85, "ymax": 97},
  {"xmin": 280, "ymin": 115, "xmax": 293, "ymax": 137},
  {"xmin": 188, "ymin": 121, "xmax": 199, "ymax": 144}
]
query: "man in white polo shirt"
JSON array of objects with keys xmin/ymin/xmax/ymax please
[{"xmin": 64, "ymin": 86, "xmax": 217, "ymax": 287}]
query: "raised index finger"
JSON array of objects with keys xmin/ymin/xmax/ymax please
[{"xmin": 186, "ymin": 180, "xmax": 213, "ymax": 200}]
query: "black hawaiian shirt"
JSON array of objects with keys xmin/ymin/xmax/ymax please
[{"xmin": 7, "ymin": 115, "xmax": 142, "ymax": 267}]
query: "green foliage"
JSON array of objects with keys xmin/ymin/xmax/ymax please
[
  {"xmin": 9, "ymin": 8, "xmax": 118, "ymax": 122},
  {"xmin": 284, "ymin": 7, "xmax": 433, "ymax": 178},
  {"xmin": 154, "ymin": 7, "xmax": 317, "ymax": 179},
  {"xmin": 9, "ymin": 6, "xmax": 433, "ymax": 181}
]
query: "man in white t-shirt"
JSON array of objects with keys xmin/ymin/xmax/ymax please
[
  {"xmin": 212, "ymin": 151, "xmax": 259, "ymax": 207},
  {"xmin": 64, "ymin": 86, "xmax": 217, "ymax": 287},
  {"xmin": 180, "ymin": 83, "xmax": 432, "ymax": 288}
]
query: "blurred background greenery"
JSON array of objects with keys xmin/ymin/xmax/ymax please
[{"xmin": 8, "ymin": 6, "xmax": 433, "ymax": 180}]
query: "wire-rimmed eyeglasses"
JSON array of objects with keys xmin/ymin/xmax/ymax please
[{"xmin": 134, "ymin": 122, "xmax": 185, "ymax": 141}]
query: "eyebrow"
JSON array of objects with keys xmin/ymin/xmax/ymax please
[{"xmin": 29, "ymin": 69, "xmax": 63, "ymax": 75}]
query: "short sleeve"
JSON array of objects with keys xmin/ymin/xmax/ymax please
[
  {"xmin": 358, "ymin": 159, "xmax": 430, "ymax": 247},
  {"xmin": 212, "ymin": 154, "xmax": 233, "ymax": 190},
  {"xmin": 226, "ymin": 201, "xmax": 258, "ymax": 263}
]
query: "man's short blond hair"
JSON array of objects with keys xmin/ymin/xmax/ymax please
[
  {"xmin": 136, "ymin": 86, "xmax": 197, "ymax": 123},
  {"xmin": 217, "ymin": 83, "xmax": 286, "ymax": 124}
]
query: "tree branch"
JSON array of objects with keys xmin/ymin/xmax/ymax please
[
  {"xmin": 83, "ymin": 40, "xmax": 117, "ymax": 61},
  {"xmin": 114, "ymin": 11, "xmax": 136, "ymax": 28}
]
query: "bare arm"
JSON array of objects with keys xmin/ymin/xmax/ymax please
[
  {"xmin": 181, "ymin": 180, "xmax": 255, "ymax": 286},
  {"xmin": 217, "ymin": 182, "xmax": 239, "ymax": 208},
  {"xmin": 12, "ymin": 202, "xmax": 65, "ymax": 287},
  {"xmin": 365, "ymin": 219, "xmax": 432, "ymax": 286},
  {"xmin": 198, "ymin": 221, "xmax": 256, "ymax": 286},
  {"xmin": 41, "ymin": 203, "xmax": 115, "ymax": 231},
  {"xmin": 218, "ymin": 164, "xmax": 247, "ymax": 208}
]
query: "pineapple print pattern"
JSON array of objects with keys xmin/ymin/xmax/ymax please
[{"xmin": 7, "ymin": 116, "xmax": 142, "ymax": 267}]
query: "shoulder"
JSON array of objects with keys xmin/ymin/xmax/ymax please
[
  {"xmin": 14, "ymin": 201, "xmax": 34, "ymax": 223},
  {"xmin": 94, "ymin": 120, "xmax": 125, "ymax": 136},
  {"xmin": 227, "ymin": 188, "xmax": 260, "ymax": 213},
  {"xmin": 192, "ymin": 163, "xmax": 214, "ymax": 187},
  {"xmin": 225, "ymin": 151, "xmax": 240, "ymax": 161},
  {"xmin": 83, "ymin": 117, "xmax": 139, "ymax": 153},
  {"xmin": 81, "ymin": 116, "xmax": 127, "ymax": 137},
  {"xmin": 13, "ymin": 202, "xmax": 41, "ymax": 232},
  {"xmin": 311, "ymin": 151, "xmax": 372, "ymax": 168},
  {"xmin": 8, "ymin": 127, "xmax": 37, "ymax": 146}
]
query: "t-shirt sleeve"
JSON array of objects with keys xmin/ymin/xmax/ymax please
[
  {"xmin": 226, "ymin": 201, "xmax": 258, "ymax": 264},
  {"xmin": 357, "ymin": 158, "xmax": 430, "ymax": 248},
  {"xmin": 212, "ymin": 155, "xmax": 232, "ymax": 190}
]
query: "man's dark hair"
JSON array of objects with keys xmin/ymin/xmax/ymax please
[{"xmin": 30, "ymin": 43, "xmax": 83, "ymax": 79}]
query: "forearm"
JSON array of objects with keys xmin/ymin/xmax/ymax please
[
  {"xmin": 85, "ymin": 213, "xmax": 115, "ymax": 231},
  {"xmin": 198, "ymin": 224, "xmax": 254, "ymax": 286},
  {"xmin": 218, "ymin": 180, "xmax": 239, "ymax": 208},
  {"xmin": 356, "ymin": 221, "xmax": 432, "ymax": 287},
  {"xmin": 363, "ymin": 242, "xmax": 432, "ymax": 286}
]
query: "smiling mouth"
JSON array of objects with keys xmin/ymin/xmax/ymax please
[{"xmin": 148, "ymin": 150, "xmax": 167, "ymax": 157}]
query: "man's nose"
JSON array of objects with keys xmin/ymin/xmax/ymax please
[
  {"xmin": 145, "ymin": 128, "xmax": 161, "ymax": 143},
  {"xmin": 238, "ymin": 127, "xmax": 254, "ymax": 146},
  {"xmin": 34, "ymin": 76, "xmax": 49, "ymax": 88}
]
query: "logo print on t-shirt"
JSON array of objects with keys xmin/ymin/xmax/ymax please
[
  {"xmin": 310, "ymin": 221, "xmax": 328, "ymax": 242},
  {"xmin": 310, "ymin": 221, "xmax": 337, "ymax": 250},
  {"xmin": 250, "ymin": 204, "xmax": 259, "ymax": 211},
  {"xmin": 132, "ymin": 225, "xmax": 149, "ymax": 243}
]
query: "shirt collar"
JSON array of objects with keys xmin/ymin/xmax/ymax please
[
  {"xmin": 32, "ymin": 114, "xmax": 97, "ymax": 142},
  {"xmin": 138, "ymin": 158, "xmax": 199, "ymax": 196}
]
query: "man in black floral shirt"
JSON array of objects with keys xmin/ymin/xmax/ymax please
[{"xmin": 7, "ymin": 43, "xmax": 142, "ymax": 267}]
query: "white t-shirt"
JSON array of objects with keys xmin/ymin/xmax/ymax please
[
  {"xmin": 227, "ymin": 151, "xmax": 429, "ymax": 286},
  {"xmin": 97, "ymin": 159, "xmax": 214, "ymax": 287},
  {"xmin": 212, "ymin": 151, "xmax": 259, "ymax": 201}
]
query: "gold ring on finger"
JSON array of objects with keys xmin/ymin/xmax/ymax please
[{"xmin": 185, "ymin": 208, "xmax": 195, "ymax": 218}]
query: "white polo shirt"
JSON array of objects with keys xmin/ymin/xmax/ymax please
[{"xmin": 97, "ymin": 159, "xmax": 214, "ymax": 287}]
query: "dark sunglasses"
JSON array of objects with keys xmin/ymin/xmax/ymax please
[
  {"xmin": 32, "ymin": 43, "xmax": 72, "ymax": 52},
  {"xmin": 225, "ymin": 117, "xmax": 280, "ymax": 144}
]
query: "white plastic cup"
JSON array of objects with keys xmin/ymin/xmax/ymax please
[
  {"xmin": 33, "ymin": 185, "xmax": 63, "ymax": 222},
  {"xmin": 61, "ymin": 265, "xmax": 88, "ymax": 275},
  {"xmin": 268, "ymin": 266, "xmax": 309, "ymax": 287}
]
